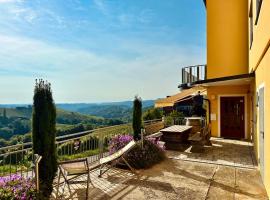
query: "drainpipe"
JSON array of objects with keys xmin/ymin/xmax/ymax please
[{"xmin": 203, "ymin": 98, "xmax": 211, "ymax": 124}]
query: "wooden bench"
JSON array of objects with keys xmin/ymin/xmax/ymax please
[{"xmin": 188, "ymin": 124, "xmax": 211, "ymax": 152}]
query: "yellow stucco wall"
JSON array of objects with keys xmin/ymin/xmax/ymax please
[
  {"xmin": 249, "ymin": 0, "xmax": 270, "ymax": 72},
  {"xmin": 206, "ymin": 0, "xmax": 249, "ymax": 79},
  {"xmin": 253, "ymin": 51, "xmax": 270, "ymax": 195},
  {"xmin": 249, "ymin": 0, "xmax": 270, "ymax": 195},
  {"xmin": 206, "ymin": 85, "xmax": 251, "ymax": 139}
]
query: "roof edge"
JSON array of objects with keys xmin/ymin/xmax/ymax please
[{"xmin": 178, "ymin": 73, "xmax": 255, "ymax": 89}]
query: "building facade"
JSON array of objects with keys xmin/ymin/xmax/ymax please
[
  {"xmin": 155, "ymin": 0, "xmax": 270, "ymax": 195},
  {"xmin": 249, "ymin": 0, "xmax": 270, "ymax": 195}
]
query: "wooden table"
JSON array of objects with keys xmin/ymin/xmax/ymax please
[{"xmin": 160, "ymin": 125, "xmax": 192, "ymax": 150}]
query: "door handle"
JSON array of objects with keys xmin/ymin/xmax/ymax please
[{"xmin": 260, "ymin": 131, "xmax": 264, "ymax": 139}]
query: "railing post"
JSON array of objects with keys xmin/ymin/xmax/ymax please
[
  {"xmin": 182, "ymin": 68, "xmax": 184, "ymax": 84},
  {"xmin": 33, "ymin": 154, "xmax": 42, "ymax": 193},
  {"xmin": 205, "ymin": 65, "xmax": 207, "ymax": 80},
  {"xmin": 189, "ymin": 67, "xmax": 192, "ymax": 83},
  {"xmin": 99, "ymin": 132, "xmax": 104, "ymax": 159},
  {"xmin": 197, "ymin": 66, "xmax": 200, "ymax": 81}
]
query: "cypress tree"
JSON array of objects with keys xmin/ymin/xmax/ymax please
[
  {"xmin": 32, "ymin": 79, "xmax": 57, "ymax": 198},
  {"xmin": 3, "ymin": 108, "xmax": 7, "ymax": 119},
  {"xmin": 132, "ymin": 96, "xmax": 142, "ymax": 140},
  {"xmin": 3, "ymin": 108, "xmax": 7, "ymax": 124}
]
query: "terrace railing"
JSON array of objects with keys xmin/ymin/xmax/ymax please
[
  {"xmin": 181, "ymin": 64, "xmax": 207, "ymax": 85},
  {"xmin": 164, "ymin": 116, "xmax": 186, "ymax": 127},
  {"xmin": 0, "ymin": 119, "xmax": 164, "ymax": 179}
]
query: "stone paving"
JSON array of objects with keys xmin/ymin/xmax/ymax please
[
  {"xmin": 166, "ymin": 137, "xmax": 257, "ymax": 168},
  {"xmin": 52, "ymin": 138, "xmax": 269, "ymax": 200}
]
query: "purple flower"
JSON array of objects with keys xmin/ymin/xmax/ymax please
[
  {"xmin": 0, "ymin": 174, "xmax": 37, "ymax": 200},
  {"xmin": 109, "ymin": 135, "xmax": 133, "ymax": 154}
]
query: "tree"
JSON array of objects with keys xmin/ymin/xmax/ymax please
[
  {"xmin": 132, "ymin": 96, "xmax": 142, "ymax": 140},
  {"xmin": 143, "ymin": 108, "xmax": 163, "ymax": 121},
  {"xmin": 2, "ymin": 108, "xmax": 7, "ymax": 124},
  {"xmin": 3, "ymin": 108, "xmax": 7, "ymax": 119},
  {"xmin": 32, "ymin": 79, "xmax": 57, "ymax": 198}
]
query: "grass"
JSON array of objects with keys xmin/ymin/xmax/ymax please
[
  {"xmin": 58, "ymin": 149, "xmax": 101, "ymax": 161},
  {"xmin": 91, "ymin": 123, "xmax": 133, "ymax": 137},
  {"xmin": 56, "ymin": 124, "xmax": 132, "ymax": 160},
  {"xmin": 0, "ymin": 163, "xmax": 30, "ymax": 176},
  {"xmin": 56, "ymin": 123, "xmax": 76, "ymax": 130}
]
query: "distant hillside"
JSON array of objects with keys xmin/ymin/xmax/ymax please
[
  {"xmin": 57, "ymin": 100, "xmax": 155, "ymax": 121},
  {"xmin": 0, "ymin": 106, "xmax": 32, "ymax": 118},
  {"xmin": 0, "ymin": 106, "xmax": 122, "ymax": 142},
  {"xmin": 77, "ymin": 105, "xmax": 132, "ymax": 121},
  {"xmin": 0, "ymin": 106, "xmax": 104, "ymax": 124}
]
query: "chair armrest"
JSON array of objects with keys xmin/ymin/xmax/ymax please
[{"xmin": 58, "ymin": 158, "xmax": 87, "ymax": 165}]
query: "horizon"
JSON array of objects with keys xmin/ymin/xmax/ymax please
[
  {"xmin": 0, "ymin": 99, "xmax": 156, "ymax": 105},
  {"xmin": 0, "ymin": 0, "xmax": 206, "ymax": 104}
]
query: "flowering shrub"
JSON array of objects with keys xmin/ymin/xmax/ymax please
[
  {"xmin": 0, "ymin": 175, "xmax": 37, "ymax": 200},
  {"xmin": 108, "ymin": 135, "xmax": 133, "ymax": 154},
  {"xmin": 109, "ymin": 135, "xmax": 166, "ymax": 169}
]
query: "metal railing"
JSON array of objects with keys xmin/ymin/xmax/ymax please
[
  {"xmin": 0, "ymin": 119, "xmax": 163, "ymax": 179},
  {"xmin": 181, "ymin": 64, "xmax": 207, "ymax": 84},
  {"xmin": 164, "ymin": 117, "xmax": 186, "ymax": 127}
]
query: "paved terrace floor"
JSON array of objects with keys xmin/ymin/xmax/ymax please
[{"xmin": 52, "ymin": 138, "xmax": 269, "ymax": 200}]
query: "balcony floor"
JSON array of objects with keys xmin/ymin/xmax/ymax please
[{"xmin": 51, "ymin": 138, "xmax": 268, "ymax": 200}]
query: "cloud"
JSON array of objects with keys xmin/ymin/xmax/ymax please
[
  {"xmin": 0, "ymin": 0, "xmax": 23, "ymax": 3},
  {"xmin": 0, "ymin": 34, "xmax": 205, "ymax": 103},
  {"xmin": 93, "ymin": 0, "xmax": 108, "ymax": 15},
  {"xmin": 0, "ymin": 34, "xmax": 105, "ymax": 75},
  {"xmin": 138, "ymin": 9, "xmax": 155, "ymax": 24}
]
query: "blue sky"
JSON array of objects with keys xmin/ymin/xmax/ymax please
[{"xmin": 0, "ymin": 0, "xmax": 206, "ymax": 103}]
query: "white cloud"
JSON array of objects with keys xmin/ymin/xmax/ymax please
[
  {"xmin": 138, "ymin": 9, "xmax": 155, "ymax": 24},
  {"xmin": 0, "ymin": 34, "xmax": 205, "ymax": 103},
  {"xmin": 93, "ymin": 0, "xmax": 108, "ymax": 15},
  {"xmin": 0, "ymin": 0, "xmax": 23, "ymax": 3}
]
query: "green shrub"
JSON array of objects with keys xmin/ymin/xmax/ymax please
[
  {"xmin": 143, "ymin": 108, "xmax": 163, "ymax": 121},
  {"xmin": 109, "ymin": 135, "xmax": 166, "ymax": 169}
]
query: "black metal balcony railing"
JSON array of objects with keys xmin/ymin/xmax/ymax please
[{"xmin": 181, "ymin": 64, "xmax": 207, "ymax": 85}]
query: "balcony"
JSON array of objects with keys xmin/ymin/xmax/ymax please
[{"xmin": 179, "ymin": 64, "xmax": 207, "ymax": 89}]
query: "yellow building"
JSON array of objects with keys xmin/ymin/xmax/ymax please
[
  {"xmin": 155, "ymin": 0, "xmax": 270, "ymax": 195},
  {"xmin": 248, "ymin": 0, "xmax": 270, "ymax": 195}
]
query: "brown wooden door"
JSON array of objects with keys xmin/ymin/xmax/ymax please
[{"xmin": 220, "ymin": 97, "xmax": 245, "ymax": 139}]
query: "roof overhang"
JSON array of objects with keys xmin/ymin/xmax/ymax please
[
  {"xmin": 187, "ymin": 73, "xmax": 255, "ymax": 88},
  {"xmin": 155, "ymin": 86, "xmax": 206, "ymax": 108}
]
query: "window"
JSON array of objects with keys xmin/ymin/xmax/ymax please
[
  {"xmin": 249, "ymin": 1, "xmax": 253, "ymax": 49},
  {"xmin": 255, "ymin": 0, "xmax": 263, "ymax": 25}
]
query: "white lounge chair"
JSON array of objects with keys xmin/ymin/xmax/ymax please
[{"xmin": 56, "ymin": 140, "xmax": 137, "ymax": 199}]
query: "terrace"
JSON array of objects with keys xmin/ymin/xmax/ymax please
[
  {"xmin": 51, "ymin": 138, "xmax": 268, "ymax": 200},
  {"xmin": 0, "ymin": 119, "xmax": 268, "ymax": 200}
]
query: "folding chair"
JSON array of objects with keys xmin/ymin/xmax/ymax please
[
  {"xmin": 56, "ymin": 158, "xmax": 101, "ymax": 199},
  {"xmin": 56, "ymin": 140, "xmax": 137, "ymax": 199},
  {"xmin": 98, "ymin": 140, "xmax": 137, "ymax": 177}
]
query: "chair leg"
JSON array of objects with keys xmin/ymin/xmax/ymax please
[
  {"xmin": 56, "ymin": 169, "xmax": 61, "ymax": 199},
  {"xmin": 122, "ymin": 157, "xmax": 136, "ymax": 175},
  {"xmin": 86, "ymin": 172, "xmax": 90, "ymax": 199},
  {"xmin": 67, "ymin": 181, "xmax": 72, "ymax": 197},
  {"xmin": 99, "ymin": 164, "xmax": 111, "ymax": 178}
]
